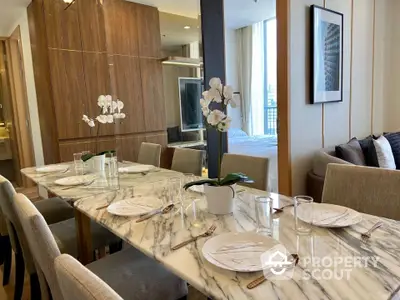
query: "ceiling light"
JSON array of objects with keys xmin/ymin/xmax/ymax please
[{"xmin": 184, "ymin": 26, "xmax": 191, "ymax": 29}]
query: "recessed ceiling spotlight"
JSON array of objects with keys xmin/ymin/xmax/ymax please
[{"xmin": 184, "ymin": 26, "xmax": 191, "ymax": 29}]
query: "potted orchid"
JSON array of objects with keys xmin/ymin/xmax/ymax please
[
  {"xmin": 183, "ymin": 78, "xmax": 253, "ymax": 215},
  {"xmin": 81, "ymin": 95, "xmax": 126, "ymax": 172}
]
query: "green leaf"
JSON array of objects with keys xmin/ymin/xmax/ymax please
[
  {"xmin": 183, "ymin": 179, "xmax": 219, "ymax": 190},
  {"xmin": 219, "ymin": 173, "xmax": 254, "ymax": 186},
  {"xmin": 81, "ymin": 150, "xmax": 116, "ymax": 162}
]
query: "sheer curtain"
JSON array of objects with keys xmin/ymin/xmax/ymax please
[
  {"xmin": 251, "ymin": 21, "xmax": 265, "ymax": 136},
  {"xmin": 237, "ymin": 22, "xmax": 265, "ymax": 136}
]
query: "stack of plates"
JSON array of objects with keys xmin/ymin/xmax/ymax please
[
  {"xmin": 107, "ymin": 197, "xmax": 159, "ymax": 217},
  {"xmin": 36, "ymin": 165, "xmax": 69, "ymax": 173},
  {"xmin": 118, "ymin": 165, "xmax": 155, "ymax": 174},
  {"xmin": 54, "ymin": 175, "xmax": 95, "ymax": 186}
]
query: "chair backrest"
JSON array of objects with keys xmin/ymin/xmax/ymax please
[
  {"xmin": 55, "ymin": 254, "xmax": 123, "ymax": 300},
  {"xmin": 0, "ymin": 176, "xmax": 37, "ymax": 274},
  {"xmin": 171, "ymin": 148, "xmax": 204, "ymax": 176},
  {"xmin": 0, "ymin": 177, "xmax": 12, "ymax": 238},
  {"xmin": 137, "ymin": 143, "xmax": 162, "ymax": 167},
  {"xmin": 14, "ymin": 193, "xmax": 63, "ymax": 300},
  {"xmin": 221, "ymin": 154, "xmax": 269, "ymax": 191},
  {"xmin": 322, "ymin": 164, "xmax": 400, "ymax": 220}
]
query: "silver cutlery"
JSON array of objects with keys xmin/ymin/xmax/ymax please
[
  {"xmin": 96, "ymin": 203, "xmax": 111, "ymax": 211},
  {"xmin": 247, "ymin": 254, "xmax": 299, "ymax": 289},
  {"xmin": 171, "ymin": 225, "xmax": 217, "ymax": 251},
  {"xmin": 273, "ymin": 203, "xmax": 294, "ymax": 213},
  {"xmin": 361, "ymin": 221, "xmax": 383, "ymax": 240},
  {"xmin": 136, "ymin": 204, "xmax": 175, "ymax": 223},
  {"xmin": 61, "ymin": 179, "xmax": 95, "ymax": 190}
]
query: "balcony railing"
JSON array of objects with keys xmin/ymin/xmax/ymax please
[{"xmin": 264, "ymin": 106, "xmax": 277, "ymax": 136}]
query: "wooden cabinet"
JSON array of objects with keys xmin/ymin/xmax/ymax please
[{"xmin": 136, "ymin": 4, "xmax": 162, "ymax": 58}]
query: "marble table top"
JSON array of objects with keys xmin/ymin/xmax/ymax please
[{"xmin": 22, "ymin": 164, "xmax": 400, "ymax": 299}]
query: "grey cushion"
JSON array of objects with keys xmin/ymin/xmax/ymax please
[
  {"xmin": 335, "ymin": 138, "xmax": 366, "ymax": 165},
  {"xmin": 385, "ymin": 132, "xmax": 400, "ymax": 169},
  {"xmin": 87, "ymin": 247, "xmax": 188, "ymax": 300},
  {"xmin": 359, "ymin": 136, "xmax": 380, "ymax": 167},
  {"xmin": 50, "ymin": 219, "xmax": 121, "ymax": 258},
  {"xmin": 34, "ymin": 198, "xmax": 75, "ymax": 225}
]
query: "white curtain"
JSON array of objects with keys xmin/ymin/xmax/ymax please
[
  {"xmin": 237, "ymin": 26, "xmax": 253, "ymax": 135},
  {"xmin": 237, "ymin": 22, "xmax": 265, "ymax": 136},
  {"xmin": 251, "ymin": 22, "xmax": 265, "ymax": 136}
]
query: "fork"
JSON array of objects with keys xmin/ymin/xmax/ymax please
[
  {"xmin": 361, "ymin": 221, "xmax": 383, "ymax": 240},
  {"xmin": 171, "ymin": 225, "xmax": 217, "ymax": 251},
  {"xmin": 247, "ymin": 254, "xmax": 299, "ymax": 289},
  {"xmin": 273, "ymin": 203, "xmax": 294, "ymax": 213}
]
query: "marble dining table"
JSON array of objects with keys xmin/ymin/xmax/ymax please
[{"xmin": 21, "ymin": 163, "xmax": 400, "ymax": 300}]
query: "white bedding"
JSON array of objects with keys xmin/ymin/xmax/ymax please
[{"xmin": 228, "ymin": 133, "xmax": 278, "ymax": 192}]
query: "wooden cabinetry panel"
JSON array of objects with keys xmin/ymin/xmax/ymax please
[
  {"xmin": 43, "ymin": 0, "xmax": 82, "ymax": 50},
  {"xmin": 113, "ymin": 55, "xmax": 145, "ymax": 134},
  {"xmin": 140, "ymin": 58, "xmax": 166, "ymax": 132},
  {"xmin": 82, "ymin": 52, "xmax": 114, "ymax": 137},
  {"xmin": 78, "ymin": 0, "xmax": 106, "ymax": 52},
  {"xmin": 48, "ymin": 49, "xmax": 89, "ymax": 140},
  {"xmin": 104, "ymin": 0, "xmax": 139, "ymax": 56},
  {"xmin": 116, "ymin": 134, "xmax": 146, "ymax": 162},
  {"xmin": 136, "ymin": 4, "xmax": 161, "ymax": 58},
  {"xmin": 59, "ymin": 137, "xmax": 117, "ymax": 162}
]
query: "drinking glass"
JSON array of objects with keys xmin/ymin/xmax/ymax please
[
  {"xmin": 73, "ymin": 152, "xmax": 84, "ymax": 175},
  {"xmin": 255, "ymin": 196, "xmax": 273, "ymax": 236},
  {"xmin": 168, "ymin": 177, "xmax": 183, "ymax": 204},
  {"xmin": 294, "ymin": 195, "xmax": 314, "ymax": 234},
  {"xmin": 106, "ymin": 152, "xmax": 119, "ymax": 190}
]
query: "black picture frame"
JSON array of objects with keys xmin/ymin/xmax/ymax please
[{"xmin": 310, "ymin": 5, "xmax": 344, "ymax": 104}]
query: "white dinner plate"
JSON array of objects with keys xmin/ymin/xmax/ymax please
[
  {"xmin": 202, "ymin": 232, "xmax": 280, "ymax": 272},
  {"xmin": 54, "ymin": 175, "xmax": 95, "ymax": 186},
  {"xmin": 118, "ymin": 165, "xmax": 155, "ymax": 174},
  {"xmin": 36, "ymin": 165, "xmax": 69, "ymax": 173},
  {"xmin": 291, "ymin": 203, "xmax": 362, "ymax": 228},
  {"xmin": 107, "ymin": 197, "xmax": 159, "ymax": 217}
]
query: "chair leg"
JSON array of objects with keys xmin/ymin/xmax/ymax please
[
  {"xmin": 30, "ymin": 273, "xmax": 41, "ymax": 300},
  {"xmin": 14, "ymin": 252, "xmax": 25, "ymax": 300},
  {"xmin": 2, "ymin": 236, "xmax": 11, "ymax": 286},
  {"xmin": 109, "ymin": 240, "xmax": 123, "ymax": 254},
  {"xmin": 0, "ymin": 235, "xmax": 8, "ymax": 265}
]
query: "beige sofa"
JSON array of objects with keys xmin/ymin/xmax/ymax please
[{"xmin": 307, "ymin": 148, "xmax": 352, "ymax": 202}]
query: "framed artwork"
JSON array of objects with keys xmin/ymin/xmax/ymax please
[{"xmin": 310, "ymin": 5, "xmax": 343, "ymax": 104}]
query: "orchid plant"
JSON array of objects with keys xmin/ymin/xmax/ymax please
[
  {"xmin": 184, "ymin": 78, "xmax": 253, "ymax": 190},
  {"xmin": 81, "ymin": 95, "xmax": 126, "ymax": 160}
]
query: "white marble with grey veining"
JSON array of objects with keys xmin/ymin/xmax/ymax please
[{"xmin": 23, "ymin": 164, "xmax": 400, "ymax": 300}]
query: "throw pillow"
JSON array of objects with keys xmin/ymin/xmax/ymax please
[
  {"xmin": 335, "ymin": 137, "xmax": 366, "ymax": 165},
  {"xmin": 359, "ymin": 136, "xmax": 380, "ymax": 167},
  {"xmin": 373, "ymin": 136, "xmax": 396, "ymax": 169},
  {"xmin": 384, "ymin": 132, "xmax": 400, "ymax": 169},
  {"xmin": 167, "ymin": 126, "xmax": 182, "ymax": 143}
]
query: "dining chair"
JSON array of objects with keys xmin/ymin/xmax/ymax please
[
  {"xmin": 137, "ymin": 142, "xmax": 162, "ymax": 167},
  {"xmin": 171, "ymin": 148, "xmax": 204, "ymax": 176},
  {"xmin": 0, "ymin": 178, "xmax": 121, "ymax": 300},
  {"xmin": 322, "ymin": 164, "xmax": 400, "ymax": 220},
  {"xmin": 15, "ymin": 193, "xmax": 188, "ymax": 300},
  {"xmin": 220, "ymin": 154, "xmax": 269, "ymax": 191}
]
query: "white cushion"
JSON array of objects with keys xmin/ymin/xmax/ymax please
[{"xmin": 373, "ymin": 136, "xmax": 396, "ymax": 169}]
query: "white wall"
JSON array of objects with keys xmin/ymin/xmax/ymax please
[
  {"xmin": 225, "ymin": 28, "xmax": 242, "ymax": 129},
  {"xmin": 8, "ymin": 11, "xmax": 45, "ymax": 168},
  {"xmin": 289, "ymin": 0, "xmax": 393, "ymax": 194}
]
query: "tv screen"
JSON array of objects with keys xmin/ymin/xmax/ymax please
[{"xmin": 178, "ymin": 78, "xmax": 204, "ymax": 132}]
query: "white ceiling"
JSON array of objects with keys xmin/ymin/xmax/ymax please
[{"xmin": 0, "ymin": 0, "xmax": 31, "ymax": 36}]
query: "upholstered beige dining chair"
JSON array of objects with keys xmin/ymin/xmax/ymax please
[
  {"xmin": 322, "ymin": 164, "xmax": 400, "ymax": 220},
  {"xmin": 220, "ymin": 154, "xmax": 269, "ymax": 191},
  {"xmin": 14, "ymin": 193, "xmax": 188, "ymax": 300},
  {"xmin": 171, "ymin": 148, "xmax": 204, "ymax": 176},
  {"xmin": 0, "ymin": 176, "xmax": 121, "ymax": 299},
  {"xmin": 137, "ymin": 142, "xmax": 162, "ymax": 167}
]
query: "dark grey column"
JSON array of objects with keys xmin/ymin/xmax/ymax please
[{"xmin": 200, "ymin": 0, "xmax": 227, "ymax": 179}]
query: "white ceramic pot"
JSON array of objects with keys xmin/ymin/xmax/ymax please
[
  {"xmin": 204, "ymin": 185, "xmax": 235, "ymax": 215},
  {"xmin": 88, "ymin": 154, "xmax": 106, "ymax": 173}
]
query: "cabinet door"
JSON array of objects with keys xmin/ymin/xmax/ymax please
[
  {"xmin": 113, "ymin": 55, "xmax": 145, "ymax": 134},
  {"xmin": 136, "ymin": 4, "xmax": 161, "ymax": 58},
  {"xmin": 140, "ymin": 58, "xmax": 166, "ymax": 132},
  {"xmin": 44, "ymin": 0, "xmax": 82, "ymax": 50},
  {"xmin": 49, "ymin": 49, "xmax": 89, "ymax": 140}
]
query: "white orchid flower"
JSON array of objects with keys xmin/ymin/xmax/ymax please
[
  {"xmin": 117, "ymin": 100, "xmax": 124, "ymax": 110},
  {"xmin": 209, "ymin": 77, "xmax": 222, "ymax": 91},
  {"xmin": 97, "ymin": 95, "xmax": 106, "ymax": 108},
  {"xmin": 200, "ymin": 98, "xmax": 211, "ymax": 108},
  {"xmin": 202, "ymin": 91, "xmax": 213, "ymax": 101},
  {"xmin": 82, "ymin": 115, "xmax": 90, "ymax": 123},
  {"xmin": 88, "ymin": 119, "xmax": 95, "ymax": 127},
  {"xmin": 202, "ymin": 106, "xmax": 210, "ymax": 117},
  {"xmin": 106, "ymin": 115, "xmax": 114, "ymax": 123},
  {"xmin": 208, "ymin": 88, "xmax": 222, "ymax": 103},
  {"xmin": 217, "ymin": 117, "xmax": 232, "ymax": 132},
  {"xmin": 102, "ymin": 106, "xmax": 108, "ymax": 114},
  {"xmin": 113, "ymin": 113, "xmax": 126, "ymax": 119},
  {"xmin": 105, "ymin": 95, "xmax": 113, "ymax": 108},
  {"xmin": 207, "ymin": 109, "xmax": 226, "ymax": 126},
  {"xmin": 96, "ymin": 115, "xmax": 108, "ymax": 124},
  {"xmin": 223, "ymin": 85, "xmax": 233, "ymax": 101}
]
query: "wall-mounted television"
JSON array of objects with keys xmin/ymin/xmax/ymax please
[{"xmin": 178, "ymin": 77, "xmax": 204, "ymax": 132}]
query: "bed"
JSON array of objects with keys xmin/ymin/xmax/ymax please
[{"xmin": 227, "ymin": 129, "xmax": 278, "ymax": 192}]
